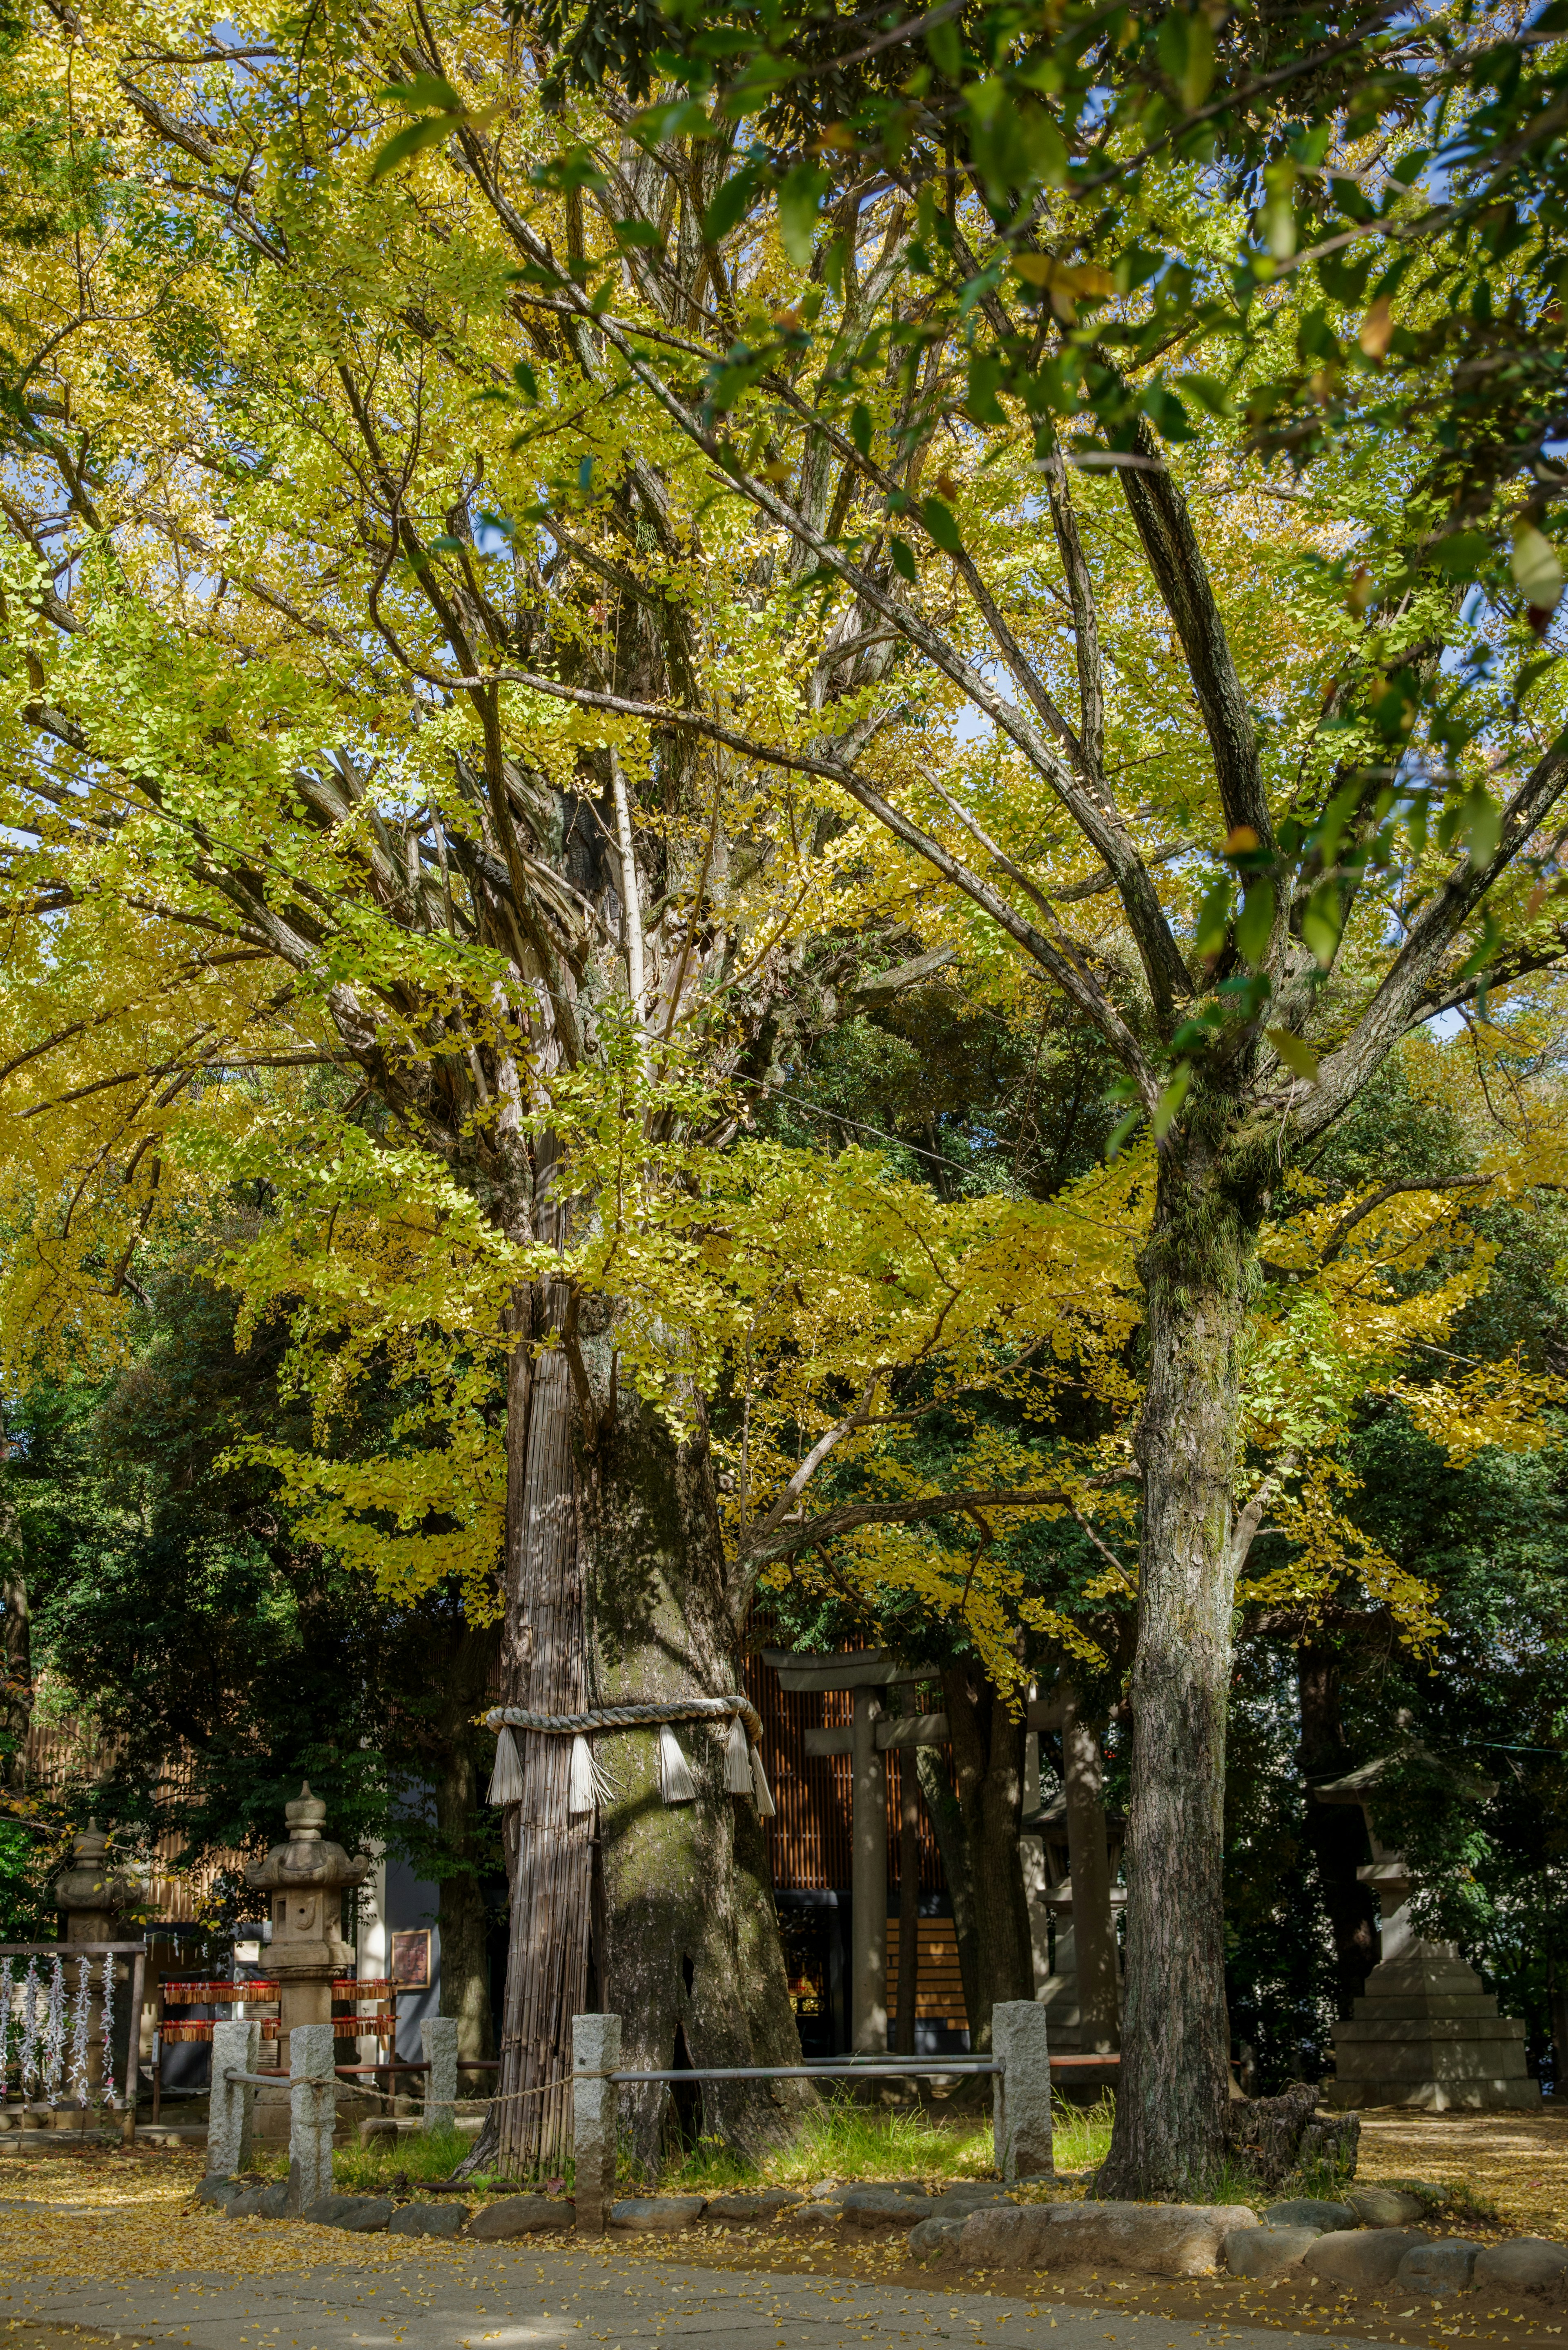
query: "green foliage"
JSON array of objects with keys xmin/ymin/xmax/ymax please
[{"xmin": 9, "ymin": 1262, "xmax": 500, "ymax": 1915}]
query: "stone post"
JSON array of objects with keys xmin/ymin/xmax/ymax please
[
  {"xmin": 243, "ymin": 1786, "xmax": 370, "ymax": 2145},
  {"xmin": 992, "ymin": 2000, "xmax": 1053, "ymax": 2181},
  {"xmin": 572, "ymin": 2012, "xmax": 621, "ymax": 2236},
  {"xmin": 421, "ymin": 2016, "xmax": 457, "ymax": 2134},
  {"xmin": 207, "ymin": 2019, "xmax": 259, "ymax": 2178},
  {"xmin": 287, "ymin": 2022, "xmax": 336, "ymax": 2213}
]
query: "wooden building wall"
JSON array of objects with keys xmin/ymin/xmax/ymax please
[{"xmin": 742, "ymin": 1650, "xmax": 946, "ymax": 1895}]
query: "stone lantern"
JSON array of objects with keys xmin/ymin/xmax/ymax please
[
  {"xmin": 54, "ymin": 1819, "xmax": 146, "ymax": 1943},
  {"xmin": 244, "ymin": 1785, "xmax": 371, "ymax": 2144},
  {"xmin": 1315, "ymin": 1749, "xmax": 1539, "ymax": 2109},
  {"xmin": 52, "ymin": 1821, "xmax": 148, "ymax": 2101}
]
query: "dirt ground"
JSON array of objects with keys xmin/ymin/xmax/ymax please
[
  {"xmin": 9, "ymin": 2108, "xmax": 1568, "ymax": 2350},
  {"xmin": 1354, "ymin": 2109, "xmax": 1568, "ymax": 2240}
]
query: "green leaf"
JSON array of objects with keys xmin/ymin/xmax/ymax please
[
  {"xmin": 777, "ymin": 161, "xmax": 827, "ymax": 267},
  {"xmin": 890, "ymin": 536, "xmax": 917, "ymax": 583},
  {"xmin": 614, "ymin": 218, "xmax": 663, "ymax": 249},
  {"xmin": 369, "ymin": 116, "xmax": 455, "ymax": 184},
  {"xmin": 1265, "ymin": 1026, "xmax": 1320, "ymax": 1083},
  {"xmin": 1512, "ymin": 523, "xmax": 1565, "ymax": 612},
  {"xmin": 1301, "ymin": 882, "xmax": 1342, "ymax": 968},
  {"xmin": 1460, "ymin": 787, "xmax": 1502, "ymax": 870},
  {"xmin": 1105, "ymin": 1105, "xmax": 1144, "ymax": 1160},
  {"xmin": 1194, "ymin": 874, "xmax": 1232, "ymax": 959},
  {"xmin": 380, "ymin": 73, "xmax": 466, "ymax": 114},
  {"xmin": 850, "ymin": 403, "xmax": 874, "ymax": 459},
  {"xmin": 1152, "ymin": 1061, "xmax": 1192, "ymax": 1142},
  {"xmin": 1429, "ymin": 529, "xmax": 1490, "ymax": 577},
  {"xmin": 965, "ymin": 350, "xmax": 1007, "ymax": 426},
  {"xmin": 512, "ymin": 360, "xmax": 539, "ymax": 405},
  {"xmin": 1233, "ymin": 878, "xmax": 1276, "ymax": 967},
  {"xmin": 702, "ymin": 167, "xmax": 760, "ymax": 246},
  {"xmin": 922, "ymin": 496, "xmax": 962, "ymax": 555}
]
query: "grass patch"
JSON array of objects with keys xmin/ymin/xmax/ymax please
[
  {"xmin": 330, "ymin": 2125, "xmax": 488, "ymax": 2194},
  {"xmin": 1396, "ymin": 2175, "xmax": 1505, "ymax": 2231},
  {"xmin": 658, "ymin": 2089, "xmax": 1116, "ymax": 2195},
  {"xmin": 246, "ymin": 2125, "xmax": 528, "ymax": 2197},
  {"xmin": 1051, "ymin": 2094, "xmax": 1114, "ymax": 2178}
]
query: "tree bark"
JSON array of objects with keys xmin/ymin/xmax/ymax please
[
  {"xmin": 487, "ymin": 1255, "xmax": 804, "ymax": 2178},
  {"xmin": 1061, "ymin": 1688, "xmax": 1118, "ymax": 2053},
  {"xmin": 493, "ymin": 1271, "xmax": 596, "ymax": 2176},
  {"xmin": 584, "ymin": 1363, "xmax": 808, "ymax": 2177},
  {"xmin": 914, "ymin": 1746, "xmax": 982, "ymax": 2040},
  {"xmin": 1099, "ymin": 1141, "xmax": 1254, "ymax": 2198},
  {"xmin": 943, "ymin": 1664, "xmax": 1034, "ymax": 2050},
  {"xmin": 1297, "ymin": 1641, "xmax": 1379, "ymax": 2016}
]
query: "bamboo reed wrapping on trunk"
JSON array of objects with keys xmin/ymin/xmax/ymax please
[{"xmin": 496, "ymin": 1258, "xmax": 594, "ymax": 2176}]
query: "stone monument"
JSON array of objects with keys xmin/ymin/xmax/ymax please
[
  {"xmin": 244, "ymin": 1785, "xmax": 370, "ymax": 2145},
  {"xmin": 1315, "ymin": 1751, "xmax": 1540, "ymax": 2110}
]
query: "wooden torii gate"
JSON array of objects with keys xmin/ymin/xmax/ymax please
[{"xmin": 763, "ymin": 1648, "xmax": 1064, "ymax": 2053}]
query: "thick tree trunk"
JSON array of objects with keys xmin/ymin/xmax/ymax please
[
  {"xmin": 1297, "ymin": 1643, "xmax": 1379, "ymax": 2016},
  {"xmin": 1099, "ymin": 1143, "xmax": 1254, "ymax": 2199},
  {"xmin": 915, "ymin": 1746, "xmax": 982, "ymax": 2038},
  {"xmin": 488, "ymin": 1262, "xmax": 802, "ymax": 2179},
  {"xmin": 944, "ymin": 1665, "xmax": 1033, "ymax": 2050},
  {"xmin": 1062, "ymin": 1688, "xmax": 1119, "ymax": 2053},
  {"xmin": 583, "ymin": 1360, "xmax": 807, "ymax": 2178},
  {"xmin": 493, "ymin": 1278, "xmax": 595, "ymax": 2176}
]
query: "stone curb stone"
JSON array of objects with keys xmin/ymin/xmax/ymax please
[
  {"xmin": 301, "ymin": 2194, "xmax": 392, "ymax": 2232},
  {"xmin": 1346, "ymin": 2189, "xmax": 1427, "ymax": 2227},
  {"xmin": 608, "ymin": 2196, "xmax": 708, "ymax": 2232},
  {"xmin": 704, "ymin": 2191, "xmax": 802, "ymax": 2224},
  {"xmin": 929, "ymin": 2189, "xmax": 1015, "ymax": 2220},
  {"xmin": 843, "ymin": 2185, "xmax": 932, "ymax": 2227},
  {"xmin": 227, "ymin": 2183, "xmax": 290, "ymax": 2219},
  {"xmin": 1475, "ymin": 2239, "xmax": 1568, "ymax": 2289},
  {"xmin": 1304, "ymin": 2227, "xmax": 1430, "ymax": 2287},
  {"xmin": 388, "ymin": 2202, "xmax": 468, "ymax": 2237},
  {"xmin": 909, "ymin": 2216, "xmax": 967, "ymax": 2263},
  {"xmin": 1225, "ymin": 2225, "xmax": 1323, "ymax": 2279},
  {"xmin": 782, "ymin": 2201, "xmax": 844, "ymax": 2229},
  {"xmin": 1397, "ymin": 2240, "xmax": 1480, "ymax": 2295},
  {"xmin": 958, "ymin": 2201, "xmax": 1258, "ymax": 2279},
  {"xmin": 195, "ymin": 2176, "xmax": 243, "ymax": 2208},
  {"xmin": 1264, "ymin": 2199, "xmax": 1354, "ymax": 2232},
  {"xmin": 468, "ymin": 2195, "xmax": 576, "ymax": 2239}
]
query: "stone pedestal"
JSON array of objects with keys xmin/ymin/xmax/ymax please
[
  {"xmin": 243, "ymin": 1786, "xmax": 370, "ymax": 2146},
  {"xmin": 1315, "ymin": 1756, "xmax": 1540, "ymax": 2111}
]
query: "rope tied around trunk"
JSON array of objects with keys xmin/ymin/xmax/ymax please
[{"xmin": 481, "ymin": 1695, "xmax": 774, "ymax": 1817}]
